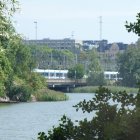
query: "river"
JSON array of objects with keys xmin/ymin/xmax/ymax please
[{"xmin": 0, "ymin": 93, "xmax": 94, "ymax": 140}]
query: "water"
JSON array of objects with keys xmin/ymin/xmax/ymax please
[{"xmin": 0, "ymin": 93, "xmax": 94, "ymax": 140}]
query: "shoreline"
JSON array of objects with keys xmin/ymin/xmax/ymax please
[{"xmin": 0, "ymin": 101, "xmax": 19, "ymax": 103}]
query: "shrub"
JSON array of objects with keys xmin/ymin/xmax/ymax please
[{"xmin": 9, "ymin": 85, "xmax": 31, "ymax": 102}]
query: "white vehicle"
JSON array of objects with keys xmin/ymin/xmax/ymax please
[
  {"xmin": 104, "ymin": 71, "xmax": 119, "ymax": 80},
  {"xmin": 34, "ymin": 69, "xmax": 68, "ymax": 79},
  {"xmin": 34, "ymin": 69, "xmax": 121, "ymax": 81}
]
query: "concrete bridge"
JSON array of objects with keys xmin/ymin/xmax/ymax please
[{"xmin": 47, "ymin": 78, "xmax": 87, "ymax": 92}]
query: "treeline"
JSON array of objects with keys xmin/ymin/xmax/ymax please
[
  {"xmin": 28, "ymin": 38, "xmax": 140, "ymax": 88},
  {"xmin": 0, "ymin": 0, "xmax": 46, "ymax": 101},
  {"xmin": 28, "ymin": 44, "xmax": 75, "ymax": 70}
]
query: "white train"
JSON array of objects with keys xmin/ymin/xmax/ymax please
[
  {"xmin": 34, "ymin": 69, "xmax": 120, "ymax": 81},
  {"xmin": 33, "ymin": 69, "xmax": 68, "ymax": 79},
  {"xmin": 104, "ymin": 71, "xmax": 120, "ymax": 81}
]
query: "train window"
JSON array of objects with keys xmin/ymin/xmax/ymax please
[
  {"xmin": 105, "ymin": 74, "xmax": 109, "ymax": 79},
  {"xmin": 56, "ymin": 73, "xmax": 63, "ymax": 77},
  {"xmin": 111, "ymin": 74, "xmax": 117, "ymax": 79},
  {"xmin": 44, "ymin": 72, "xmax": 48, "ymax": 77},
  {"xmin": 50, "ymin": 73, "xmax": 54, "ymax": 77}
]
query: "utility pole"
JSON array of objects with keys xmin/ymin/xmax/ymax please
[
  {"xmin": 34, "ymin": 21, "xmax": 38, "ymax": 68},
  {"xmin": 71, "ymin": 31, "xmax": 74, "ymax": 39},
  {"xmin": 34, "ymin": 21, "xmax": 37, "ymax": 40},
  {"xmin": 99, "ymin": 16, "xmax": 102, "ymax": 40}
]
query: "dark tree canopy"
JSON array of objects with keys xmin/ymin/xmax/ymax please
[
  {"xmin": 38, "ymin": 86, "xmax": 140, "ymax": 140},
  {"xmin": 117, "ymin": 46, "xmax": 140, "ymax": 87},
  {"xmin": 125, "ymin": 13, "xmax": 140, "ymax": 36},
  {"xmin": 67, "ymin": 64, "xmax": 84, "ymax": 79}
]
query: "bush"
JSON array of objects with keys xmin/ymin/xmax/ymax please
[
  {"xmin": 9, "ymin": 85, "xmax": 31, "ymax": 102},
  {"xmin": 34, "ymin": 89, "xmax": 68, "ymax": 101},
  {"xmin": 87, "ymin": 72, "xmax": 106, "ymax": 86},
  {"xmin": 37, "ymin": 86, "xmax": 140, "ymax": 140}
]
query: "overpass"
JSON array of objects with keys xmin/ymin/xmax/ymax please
[{"xmin": 47, "ymin": 78, "xmax": 87, "ymax": 92}]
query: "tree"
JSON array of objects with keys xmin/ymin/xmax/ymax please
[
  {"xmin": 0, "ymin": 0, "xmax": 19, "ymax": 97},
  {"xmin": 0, "ymin": 48, "xmax": 12, "ymax": 96},
  {"xmin": 125, "ymin": 13, "xmax": 140, "ymax": 36},
  {"xmin": 88, "ymin": 49, "xmax": 101, "ymax": 72},
  {"xmin": 87, "ymin": 71, "xmax": 106, "ymax": 86},
  {"xmin": 67, "ymin": 64, "xmax": 84, "ymax": 80},
  {"xmin": 116, "ymin": 13, "xmax": 140, "ymax": 87},
  {"xmin": 38, "ymin": 86, "xmax": 140, "ymax": 140},
  {"xmin": 117, "ymin": 44, "xmax": 140, "ymax": 87},
  {"xmin": 0, "ymin": 0, "xmax": 46, "ymax": 101},
  {"xmin": 28, "ymin": 45, "xmax": 75, "ymax": 69},
  {"xmin": 86, "ymin": 49, "xmax": 105, "ymax": 86}
]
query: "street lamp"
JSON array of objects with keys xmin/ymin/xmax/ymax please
[{"xmin": 34, "ymin": 21, "xmax": 37, "ymax": 40}]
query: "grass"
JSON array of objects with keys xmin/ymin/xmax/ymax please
[
  {"xmin": 73, "ymin": 86, "xmax": 139, "ymax": 94},
  {"xmin": 34, "ymin": 88, "xmax": 68, "ymax": 101}
]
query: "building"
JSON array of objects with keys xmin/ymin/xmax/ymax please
[
  {"xmin": 24, "ymin": 38, "xmax": 77, "ymax": 53},
  {"xmin": 98, "ymin": 42, "xmax": 128, "ymax": 71}
]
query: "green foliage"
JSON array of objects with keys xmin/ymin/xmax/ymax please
[
  {"xmin": 8, "ymin": 85, "xmax": 31, "ymax": 102},
  {"xmin": 38, "ymin": 132, "xmax": 48, "ymax": 140},
  {"xmin": 27, "ymin": 73, "xmax": 46, "ymax": 91},
  {"xmin": 28, "ymin": 45, "xmax": 74, "ymax": 69},
  {"xmin": 125, "ymin": 13, "xmax": 140, "ymax": 36},
  {"xmin": 117, "ymin": 46, "xmax": 140, "ymax": 87},
  {"xmin": 87, "ymin": 71, "xmax": 106, "ymax": 86},
  {"xmin": 68, "ymin": 64, "xmax": 84, "ymax": 79},
  {"xmin": 0, "ymin": 49, "xmax": 12, "ymax": 96},
  {"xmin": 14, "ymin": 45, "xmax": 32, "ymax": 75},
  {"xmin": 116, "ymin": 13, "xmax": 140, "ymax": 87},
  {"xmin": 0, "ymin": 0, "xmax": 46, "ymax": 101},
  {"xmin": 86, "ymin": 49, "xmax": 105, "ymax": 86},
  {"xmin": 88, "ymin": 49, "xmax": 102, "ymax": 72},
  {"xmin": 73, "ymin": 86, "xmax": 138, "ymax": 94},
  {"xmin": 38, "ymin": 115, "xmax": 75, "ymax": 140},
  {"xmin": 0, "ymin": 0, "xmax": 19, "ymax": 16},
  {"xmin": 37, "ymin": 86, "xmax": 140, "ymax": 140},
  {"xmin": 0, "ymin": 82, "xmax": 5, "ymax": 97},
  {"xmin": 35, "ymin": 89, "xmax": 68, "ymax": 101}
]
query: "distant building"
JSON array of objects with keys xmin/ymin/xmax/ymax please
[
  {"xmin": 24, "ymin": 38, "xmax": 128, "ymax": 71},
  {"xmin": 24, "ymin": 38, "xmax": 77, "ymax": 53},
  {"xmin": 98, "ymin": 42, "xmax": 128, "ymax": 71},
  {"xmin": 97, "ymin": 41, "xmax": 128, "ymax": 53},
  {"xmin": 82, "ymin": 40, "xmax": 108, "ymax": 51}
]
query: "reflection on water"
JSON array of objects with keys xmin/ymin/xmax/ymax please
[{"xmin": 0, "ymin": 93, "xmax": 94, "ymax": 140}]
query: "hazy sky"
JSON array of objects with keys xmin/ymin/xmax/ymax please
[{"xmin": 14, "ymin": 0, "xmax": 140, "ymax": 43}]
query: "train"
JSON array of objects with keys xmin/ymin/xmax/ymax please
[
  {"xmin": 104, "ymin": 71, "xmax": 119, "ymax": 81},
  {"xmin": 34, "ymin": 68, "xmax": 120, "ymax": 81},
  {"xmin": 33, "ymin": 69, "xmax": 68, "ymax": 79}
]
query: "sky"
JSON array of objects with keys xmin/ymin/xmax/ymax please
[{"xmin": 13, "ymin": 0, "xmax": 140, "ymax": 44}]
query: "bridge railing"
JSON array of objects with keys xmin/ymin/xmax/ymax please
[{"xmin": 47, "ymin": 78, "xmax": 86, "ymax": 84}]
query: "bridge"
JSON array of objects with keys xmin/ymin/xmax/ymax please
[{"xmin": 47, "ymin": 78, "xmax": 87, "ymax": 92}]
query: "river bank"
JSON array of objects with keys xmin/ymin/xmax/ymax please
[
  {"xmin": 73, "ymin": 86, "xmax": 139, "ymax": 94},
  {"xmin": 33, "ymin": 88, "xmax": 68, "ymax": 101},
  {"xmin": 0, "ymin": 96, "xmax": 19, "ymax": 103},
  {"xmin": 0, "ymin": 88, "xmax": 68, "ymax": 103}
]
